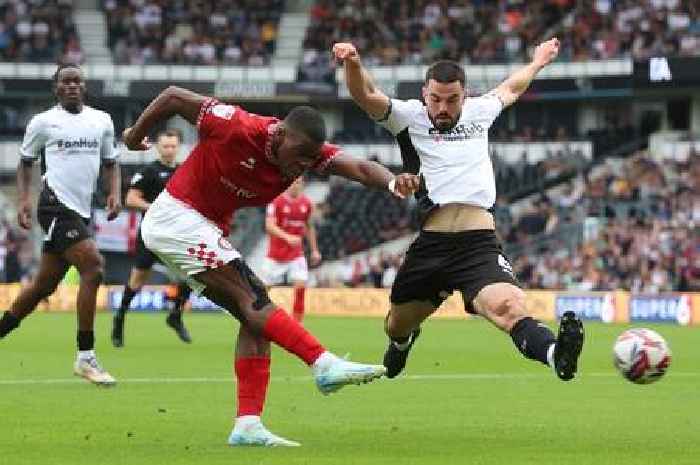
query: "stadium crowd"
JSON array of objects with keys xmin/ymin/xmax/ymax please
[
  {"xmin": 303, "ymin": 0, "xmax": 699, "ymax": 66},
  {"xmin": 511, "ymin": 149, "xmax": 699, "ymax": 293},
  {"xmin": 103, "ymin": 0, "xmax": 284, "ymax": 65},
  {"xmin": 0, "ymin": 0, "xmax": 79, "ymax": 63}
]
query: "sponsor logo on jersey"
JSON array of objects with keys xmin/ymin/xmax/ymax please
[
  {"xmin": 428, "ymin": 122, "xmax": 485, "ymax": 142},
  {"xmin": 219, "ymin": 176, "xmax": 258, "ymax": 199},
  {"xmin": 211, "ymin": 104, "xmax": 236, "ymax": 120},
  {"xmin": 56, "ymin": 138, "xmax": 99, "ymax": 149}
]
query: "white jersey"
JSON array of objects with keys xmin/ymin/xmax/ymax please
[
  {"xmin": 20, "ymin": 104, "xmax": 119, "ymax": 218},
  {"xmin": 377, "ymin": 94, "xmax": 502, "ymax": 213}
]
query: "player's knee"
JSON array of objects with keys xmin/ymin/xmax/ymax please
[
  {"xmin": 492, "ymin": 287, "xmax": 527, "ymax": 327},
  {"xmin": 79, "ymin": 255, "xmax": 105, "ymax": 285}
]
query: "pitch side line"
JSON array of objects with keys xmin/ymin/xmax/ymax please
[{"xmin": 0, "ymin": 372, "xmax": 697, "ymax": 385}]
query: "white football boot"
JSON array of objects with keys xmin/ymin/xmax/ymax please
[
  {"xmin": 313, "ymin": 352, "xmax": 386, "ymax": 395},
  {"xmin": 228, "ymin": 417, "xmax": 300, "ymax": 447},
  {"xmin": 73, "ymin": 354, "xmax": 117, "ymax": 386}
]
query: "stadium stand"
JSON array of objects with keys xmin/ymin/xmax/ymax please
[
  {"xmin": 511, "ymin": 149, "xmax": 699, "ymax": 292},
  {"xmin": 303, "ymin": 0, "xmax": 699, "ymax": 65},
  {"xmin": 0, "ymin": 0, "xmax": 79, "ymax": 63},
  {"xmin": 102, "ymin": 0, "xmax": 285, "ymax": 65}
]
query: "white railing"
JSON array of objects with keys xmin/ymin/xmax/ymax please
[{"xmin": 0, "ymin": 59, "xmax": 631, "ymax": 86}]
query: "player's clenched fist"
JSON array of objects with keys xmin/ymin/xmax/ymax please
[
  {"xmin": 122, "ymin": 127, "xmax": 151, "ymax": 151},
  {"xmin": 332, "ymin": 43, "xmax": 360, "ymax": 65},
  {"xmin": 389, "ymin": 173, "xmax": 420, "ymax": 199},
  {"xmin": 532, "ymin": 37, "xmax": 560, "ymax": 68}
]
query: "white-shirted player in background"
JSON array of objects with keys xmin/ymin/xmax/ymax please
[
  {"xmin": 0, "ymin": 64, "xmax": 121, "ymax": 386},
  {"xmin": 333, "ymin": 39, "xmax": 585, "ymax": 382}
]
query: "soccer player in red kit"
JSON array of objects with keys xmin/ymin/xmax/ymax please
[
  {"xmin": 261, "ymin": 177, "xmax": 319, "ymax": 322},
  {"xmin": 122, "ymin": 86, "xmax": 419, "ymax": 447}
]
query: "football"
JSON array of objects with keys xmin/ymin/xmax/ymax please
[{"xmin": 613, "ymin": 328, "xmax": 672, "ymax": 384}]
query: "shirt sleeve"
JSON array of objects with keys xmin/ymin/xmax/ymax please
[
  {"xmin": 101, "ymin": 115, "xmax": 119, "ymax": 161},
  {"xmin": 471, "ymin": 92, "xmax": 504, "ymax": 126},
  {"xmin": 19, "ymin": 114, "xmax": 47, "ymax": 161},
  {"xmin": 313, "ymin": 143, "xmax": 342, "ymax": 174},
  {"xmin": 375, "ymin": 99, "xmax": 423, "ymax": 135},
  {"xmin": 197, "ymin": 97, "xmax": 238, "ymax": 140}
]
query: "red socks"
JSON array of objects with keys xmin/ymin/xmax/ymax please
[
  {"xmin": 263, "ymin": 308, "xmax": 325, "ymax": 365},
  {"xmin": 235, "ymin": 356, "xmax": 271, "ymax": 417},
  {"xmin": 292, "ymin": 287, "xmax": 305, "ymax": 322}
]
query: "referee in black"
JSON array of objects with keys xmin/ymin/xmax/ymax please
[{"xmin": 111, "ymin": 129, "xmax": 192, "ymax": 347}]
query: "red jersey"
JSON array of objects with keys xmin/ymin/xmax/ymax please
[
  {"xmin": 166, "ymin": 98, "xmax": 340, "ymax": 236},
  {"xmin": 266, "ymin": 193, "xmax": 313, "ymax": 262}
]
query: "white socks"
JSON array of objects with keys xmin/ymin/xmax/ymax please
[
  {"xmin": 234, "ymin": 415, "xmax": 261, "ymax": 430},
  {"xmin": 77, "ymin": 349, "xmax": 96, "ymax": 361}
]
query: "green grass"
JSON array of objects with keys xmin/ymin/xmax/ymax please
[{"xmin": 1, "ymin": 313, "xmax": 698, "ymax": 465}]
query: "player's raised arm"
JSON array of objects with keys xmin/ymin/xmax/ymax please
[
  {"xmin": 123, "ymin": 86, "xmax": 208, "ymax": 150},
  {"xmin": 332, "ymin": 43, "xmax": 390, "ymax": 120},
  {"xmin": 326, "ymin": 153, "xmax": 419, "ymax": 199},
  {"xmin": 492, "ymin": 38, "xmax": 560, "ymax": 108}
]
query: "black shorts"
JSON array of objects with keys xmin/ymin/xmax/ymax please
[
  {"xmin": 134, "ymin": 228, "xmax": 160, "ymax": 270},
  {"xmin": 37, "ymin": 185, "xmax": 92, "ymax": 254},
  {"xmin": 390, "ymin": 229, "xmax": 519, "ymax": 313}
]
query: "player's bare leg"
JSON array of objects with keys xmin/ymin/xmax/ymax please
[
  {"xmin": 382, "ymin": 300, "xmax": 435, "ymax": 378},
  {"xmin": 291, "ymin": 280, "xmax": 306, "ymax": 323},
  {"xmin": 112, "ymin": 267, "xmax": 151, "ymax": 347},
  {"xmin": 64, "ymin": 239, "xmax": 115, "ymax": 386},
  {"xmin": 472, "ymin": 282, "xmax": 584, "ymax": 381},
  {"xmin": 197, "ymin": 259, "xmax": 385, "ymax": 399},
  {"xmin": 228, "ymin": 325, "xmax": 299, "ymax": 447},
  {"xmin": 0, "ymin": 253, "xmax": 69, "ymax": 337}
]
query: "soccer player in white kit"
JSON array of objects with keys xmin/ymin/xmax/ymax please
[
  {"xmin": 0, "ymin": 64, "xmax": 121, "ymax": 386},
  {"xmin": 333, "ymin": 39, "xmax": 584, "ymax": 382}
]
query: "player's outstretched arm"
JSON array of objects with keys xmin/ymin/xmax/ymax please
[
  {"xmin": 327, "ymin": 154, "xmax": 419, "ymax": 199},
  {"xmin": 332, "ymin": 43, "xmax": 391, "ymax": 120},
  {"xmin": 123, "ymin": 86, "xmax": 208, "ymax": 150},
  {"xmin": 493, "ymin": 38, "xmax": 560, "ymax": 108}
]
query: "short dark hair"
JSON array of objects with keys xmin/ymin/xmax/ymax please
[
  {"xmin": 53, "ymin": 63, "xmax": 82, "ymax": 83},
  {"xmin": 158, "ymin": 128, "xmax": 182, "ymax": 142},
  {"xmin": 425, "ymin": 60, "xmax": 465, "ymax": 87},
  {"xmin": 284, "ymin": 106, "xmax": 326, "ymax": 145}
]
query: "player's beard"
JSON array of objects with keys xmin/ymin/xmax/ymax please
[{"xmin": 429, "ymin": 111, "xmax": 461, "ymax": 132}]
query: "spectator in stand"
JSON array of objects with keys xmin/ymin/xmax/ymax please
[
  {"xmin": 103, "ymin": 0, "xmax": 284, "ymax": 65},
  {"xmin": 0, "ymin": 0, "xmax": 78, "ymax": 62},
  {"xmin": 302, "ymin": 0, "xmax": 697, "ymax": 65}
]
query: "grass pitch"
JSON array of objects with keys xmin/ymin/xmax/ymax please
[{"xmin": 0, "ymin": 312, "xmax": 698, "ymax": 465}]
